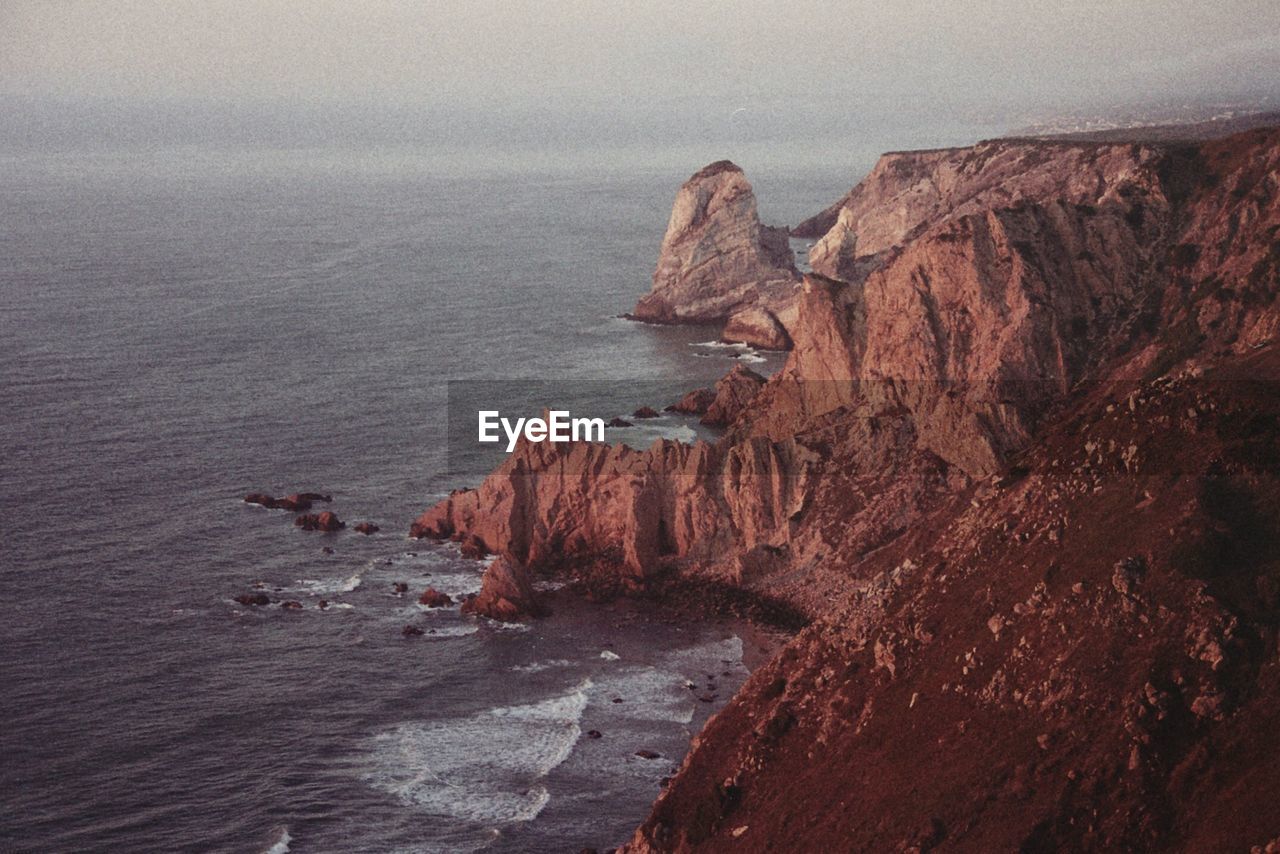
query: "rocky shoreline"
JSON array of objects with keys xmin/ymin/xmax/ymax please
[{"xmin": 408, "ymin": 121, "xmax": 1280, "ymax": 850}]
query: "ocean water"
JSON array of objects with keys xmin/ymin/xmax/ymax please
[{"xmin": 0, "ymin": 145, "xmax": 854, "ymax": 852}]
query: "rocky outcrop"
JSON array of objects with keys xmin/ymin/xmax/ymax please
[
  {"xmin": 418, "ymin": 587, "xmax": 453, "ymax": 608},
  {"xmin": 411, "ymin": 433, "xmax": 817, "ymax": 581},
  {"xmin": 294, "ymin": 511, "xmax": 344, "ymax": 532},
  {"xmin": 632, "ymin": 161, "xmax": 800, "ymax": 341},
  {"xmin": 798, "ymin": 140, "xmax": 1170, "ymax": 286},
  {"xmin": 665, "ymin": 387, "xmax": 716, "ymax": 416},
  {"xmin": 722, "ymin": 306, "xmax": 791, "ymax": 350},
  {"xmin": 700, "ymin": 364, "xmax": 765, "ymax": 428},
  {"xmin": 244, "ymin": 491, "xmax": 332, "ymax": 512},
  {"xmin": 459, "ymin": 558, "xmax": 543, "ymax": 622}
]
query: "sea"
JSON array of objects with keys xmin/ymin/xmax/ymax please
[{"xmin": 0, "ymin": 129, "xmax": 990, "ymax": 852}]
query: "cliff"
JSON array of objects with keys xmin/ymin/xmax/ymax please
[
  {"xmin": 631, "ymin": 160, "xmax": 801, "ymax": 349},
  {"xmin": 416, "ymin": 125, "xmax": 1280, "ymax": 849}
]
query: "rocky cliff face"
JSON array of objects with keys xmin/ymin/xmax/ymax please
[
  {"xmin": 797, "ymin": 140, "xmax": 1170, "ymax": 285},
  {"xmin": 418, "ymin": 125, "xmax": 1280, "ymax": 850},
  {"xmin": 631, "ymin": 161, "xmax": 800, "ymax": 349}
]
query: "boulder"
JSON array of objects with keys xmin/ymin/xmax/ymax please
[
  {"xmin": 722, "ymin": 306, "xmax": 791, "ymax": 351},
  {"xmin": 353, "ymin": 522, "xmax": 380, "ymax": 535},
  {"xmin": 294, "ymin": 511, "xmax": 344, "ymax": 532},
  {"xmin": 402, "ymin": 625, "xmax": 425, "ymax": 637},
  {"xmin": 606, "ymin": 417, "xmax": 634, "ymax": 428},
  {"xmin": 418, "ymin": 587, "xmax": 454, "ymax": 608},
  {"xmin": 460, "ymin": 557, "xmax": 544, "ymax": 622},
  {"xmin": 632, "ymin": 406, "xmax": 661, "ymax": 419},
  {"xmin": 234, "ymin": 593, "xmax": 270, "ymax": 607}
]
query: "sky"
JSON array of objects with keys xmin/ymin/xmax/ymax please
[{"xmin": 2, "ymin": 1, "xmax": 1277, "ymax": 152}]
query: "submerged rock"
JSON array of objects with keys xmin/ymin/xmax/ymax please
[
  {"xmin": 294, "ymin": 511, "xmax": 344, "ymax": 532},
  {"xmin": 632, "ymin": 406, "xmax": 661, "ymax": 419},
  {"xmin": 418, "ymin": 587, "xmax": 454, "ymax": 608},
  {"xmin": 234, "ymin": 593, "xmax": 270, "ymax": 607},
  {"xmin": 353, "ymin": 522, "xmax": 379, "ymax": 535}
]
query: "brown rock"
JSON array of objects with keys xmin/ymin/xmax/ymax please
[
  {"xmin": 722, "ymin": 305, "xmax": 791, "ymax": 351},
  {"xmin": 401, "ymin": 625, "xmax": 425, "ymax": 637},
  {"xmin": 459, "ymin": 535, "xmax": 489, "ymax": 560},
  {"xmin": 418, "ymin": 587, "xmax": 454, "ymax": 608},
  {"xmin": 632, "ymin": 160, "xmax": 800, "ymax": 329},
  {"xmin": 665, "ymin": 387, "xmax": 716, "ymax": 416},
  {"xmin": 606, "ymin": 416, "xmax": 634, "ymax": 428},
  {"xmin": 295, "ymin": 511, "xmax": 344, "ymax": 532},
  {"xmin": 632, "ymin": 406, "xmax": 661, "ymax": 419},
  {"xmin": 701, "ymin": 364, "xmax": 766, "ymax": 428},
  {"xmin": 459, "ymin": 557, "xmax": 544, "ymax": 622},
  {"xmin": 353, "ymin": 522, "xmax": 380, "ymax": 535},
  {"xmin": 234, "ymin": 592, "xmax": 270, "ymax": 607}
]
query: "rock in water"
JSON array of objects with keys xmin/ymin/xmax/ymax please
[
  {"xmin": 353, "ymin": 522, "xmax": 379, "ymax": 535},
  {"xmin": 722, "ymin": 305, "xmax": 791, "ymax": 351},
  {"xmin": 701, "ymin": 364, "xmax": 766, "ymax": 428},
  {"xmin": 632, "ymin": 160, "xmax": 799, "ymax": 334},
  {"xmin": 294, "ymin": 511, "xmax": 344, "ymax": 532},
  {"xmin": 418, "ymin": 587, "xmax": 453, "ymax": 608},
  {"xmin": 665, "ymin": 387, "xmax": 716, "ymax": 416},
  {"xmin": 460, "ymin": 557, "xmax": 544, "ymax": 622}
]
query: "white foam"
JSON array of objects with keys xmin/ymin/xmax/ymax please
[
  {"xmin": 263, "ymin": 826, "xmax": 291, "ymax": 854},
  {"xmin": 365, "ymin": 680, "xmax": 591, "ymax": 824},
  {"xmin": 510, "ymin": 659, "xmax": 573, "ymax": 673},
  {"xmin": 599, "ymin": 650, "xmax": 620, "ymax": 661},
  {"xmin": 691, "ymin": 340, "xmax": 751, "ymax": 350}
]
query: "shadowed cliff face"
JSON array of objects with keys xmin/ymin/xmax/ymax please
[
  {"xmin": 631, "ymin": 160, "xmax": 800, "ymax": 347},
  {"xmin": 417, "ymin": 126, "xmax": 1280, "ymax": 850}
]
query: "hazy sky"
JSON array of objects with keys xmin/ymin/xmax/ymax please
[{"xmin": 2, "ymin": 1, "xmax": 1277, "ymax": 154}]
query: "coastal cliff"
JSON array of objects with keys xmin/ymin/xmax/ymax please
[
  {"xmin": 417, "ymin": 124, "xmax": 1280, "ymax": 849},
  {"xmin": 631, "ymin": 160, "xmax": 801, "ymax": 349}
]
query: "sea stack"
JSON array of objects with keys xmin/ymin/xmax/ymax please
[{"xmin": 632, "ymin": 160, "xmax": 800, "ymax": 348}]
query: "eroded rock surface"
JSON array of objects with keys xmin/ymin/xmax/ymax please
[{"xmin": 632, "ymin": 161, "xmax": 799, "ymax": 338}]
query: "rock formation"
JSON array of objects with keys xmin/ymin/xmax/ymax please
[
  {"xmin": 665, "ymin": 387, "xmax": 716, "ymax": 416},
  {"xmin": 417, "ymin": 587, "xmax": 453, "ymax": 608},
  {"xmin": 721, "ymin": 305, "xmax": 791, "ymax": 350},
  {"xmin": 631, "ymin": 161, "xmax": 800, "ymax": 348},
  {"xmin": 244, "ymin": 491, "xmax": 332, "ymax": 512},
  {"xmin": 700, "ymin": 364, "xmax": 765, "ymax": 428},
  {"xmin": 294, "ymin": 511, "xmax": 344, "ymax": 532},
  {"xmin": 459, "ymin": 558, "xmax": 544, "ymax": 622},
  {"xmin": 416, "ymin": 124, "xmax": 1280, "ymax": 851}
]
